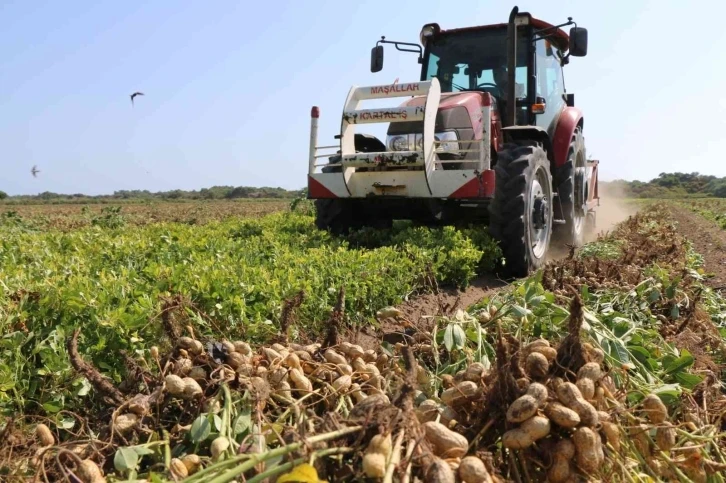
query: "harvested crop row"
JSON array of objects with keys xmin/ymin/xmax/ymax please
[{"xmin": 3, "ymin": 290, "xmax": 724, "ymax": 482}]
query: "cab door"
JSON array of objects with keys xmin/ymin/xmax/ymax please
[{"xmin": 534, "ymin": 39, "xmax": 566, "ymax": 137}]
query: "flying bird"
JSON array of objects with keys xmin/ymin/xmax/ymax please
[
  {"xmin": 31, "ymin": 165, "xmax": 40, "ymax": 178},
  {"xmin": 130, "ymin": 92, "xmax": 144, "ymax": 106}
]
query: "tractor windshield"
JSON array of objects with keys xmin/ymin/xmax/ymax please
[{"xmin": 422, "ymin": 27, "xmax": 530, "ymax": 101}]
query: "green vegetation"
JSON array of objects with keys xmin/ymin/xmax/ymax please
[
  {"xmin": 603, "ymin": 171, "xmax": 726, "ymax": 198},
  {"xmin": 0, "ymin": 199, "xmax": 291, "ymax": 231},
  {"xmin": 0, "ymin": 186, "xmax": 304, "ymax": 205},
  {"xmin": 679, "ymin": 198, "xmax": 726, "ymax": 229},
  {"xmin": 0, "ymin": 210, "xmax": 500, "ymax": 416}
]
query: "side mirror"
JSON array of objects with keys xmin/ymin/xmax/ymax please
[
  {"xmin": 371, "ymin": 45, "xmax": 384, "ymax": 73},
  {"xmin": 569, "ymin": 27, "xmax": 588, "ymax": 57}
]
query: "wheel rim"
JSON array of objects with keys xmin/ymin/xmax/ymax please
[{"xmin": 530, "ymin": 167, "xmax": 552, "ymax": 260}]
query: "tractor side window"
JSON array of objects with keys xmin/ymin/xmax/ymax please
[
  {"xmin": 536, "ymin": 39, "xmax": 565, "ymax": 103},
  {"xmin": 425, "ymin": 53, "xmax": 441, "ymax": 85},
  {"xmin": 535, "ymin": 38, "xmax": 566, "ymax": 134}
]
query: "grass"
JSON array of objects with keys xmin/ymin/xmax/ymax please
[{"xmin": 678, "ymin": 198, "xmax": 726, "ymax": 229}]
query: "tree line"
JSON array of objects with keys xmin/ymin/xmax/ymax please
[
  {"xmin": 601, "ymin": 172, "xmax": 726, "ymax": 199},
  {"xmin": 3, "ymin": 172, "xmax": 726, "ymax": 202},
  {"xmin": 0, "ymin": 186, "xmax": 305, "ymax": 203}
]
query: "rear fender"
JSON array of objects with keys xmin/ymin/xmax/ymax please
[{"xmin": 552, "ymin": 107, "xmax": 583, "ymax": 168}]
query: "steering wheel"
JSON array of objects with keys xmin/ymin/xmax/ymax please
[{"xmin": 476, "ymin": 82, "xmax": 503, "ymax": 97}]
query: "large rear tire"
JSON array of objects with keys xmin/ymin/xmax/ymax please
[
  {"xmin": 488, "ymin": 143, "xmax": 554, "ymax": 278},
  {"xmin": 314, "ymin": 199, "xmax": 392, "ymax": 235},
  {"xmin": 314, "ymin": 199, "xmax": 355, "ymax": 235},
  {"xmin": 554, "ymin": 127, "xmax": 587, "ymax": 247}
]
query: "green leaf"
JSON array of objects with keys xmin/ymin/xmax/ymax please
[
  {"xmin": 443, "ymin": 324, "xmax": 454, "ymax": 352},
  {"xmin": 664, "ymin": 350, "xmax": 695, "ymax": 375},
  {"xmin": 76, "ymin": 378, "xmax": 92, "ymax": 397},
  {"xmin": 627, "ymin": 345, "xmax": 652, "ymax": 365},
  {"xmin": 661, "ymin": 354, "xmax": 676, "ymax": 370},
  {"xmin": 213, "ymin": 414, "xmax": 224, "ymax": 432},
  {"xmin": 56, "ymin": 416, "xmax": 76, "ymax": 430},
  {"xmin": 133, "ymin": 446, "xmax": 156, "ymax": 456},
  {"xmin": 452, "ymin": 325, "xmax": 466, "ymax": 350},
  {"xmin": 42, "ymin": 402, "xmax": 62, "ymax": 413},
  {"xmin": 380, "ymin": 341, "xmax": 394, "ymax": 357},
  {"xmin": 190, "ymin": 415, "xmax": 212, "ymax": 443},
  {"xmin": 529, "ymin": 295, "xmax": 546, "ymax": 307},
  {"xmin": 645, "ymin": 358, "xmax": 660, "ymax": 372},
  {"xmin": 670, "ymin": 304, "xmax": 680, "ymax": 319},
  {"xmin": 511, "ymin": 305, "xmax": 532, "ymax": 318},
  {"xmin": 673, "ymin": 372, "xmax": 703, "ymax": 390},
  {"xmin": 234, "ymin": 411, "xmax": 252, "ymax": 436},
  {"xmin": 605, "ymin": 339, "xmax": 631, "ymax": 365},
  {"xmin": 114, "ymin": 447, "xmax": 139, "ymax": 473},
  {"xmin": 465, "ymin": 327, "xmax": 483, "ymax": 344},
  {"xmin": 648, "ymin": 289, "xmax": 661, "ymax": 303},
  {"xmin": 652, "ymin": 384, "xmax": 682, "ymax": 404}
]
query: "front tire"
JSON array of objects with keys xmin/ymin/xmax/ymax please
[
  {"xmin": 314, "ymin": 199, "xmax": 392, "ymax": 235},
  {"xmin": 314, "ymin": 199, "xmax": 354, "ymax": 235},
  {"xmin": 488, "ymin": 143, "xmax": 554, "ymax": 278}
]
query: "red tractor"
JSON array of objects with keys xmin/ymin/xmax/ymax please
[{"xmin": 307, "ymin": 6, "xmax": 599, "ymax": 277}]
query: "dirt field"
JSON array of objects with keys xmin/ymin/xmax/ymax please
[{"xmin": 668, "ymin": 204, "xmax": 726, "ymax": 289}]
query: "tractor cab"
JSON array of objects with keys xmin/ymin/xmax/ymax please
[{"xmin": 375, "ymin": 14, "xmax": 588, "ymax": 159}]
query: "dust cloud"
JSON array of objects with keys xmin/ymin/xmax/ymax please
[
  {"xmin": 586, "ymin": 183, "xmax": 640, "ymax": 242},
  {"xmin": 546, "ymin": 184, "xmax": 639, "ymax": 262}
]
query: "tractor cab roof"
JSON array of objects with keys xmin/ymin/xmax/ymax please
[{"xmin": 430, "ymin": 16, "xmax": 570, "ymax": 52}]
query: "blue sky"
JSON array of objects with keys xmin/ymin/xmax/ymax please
[{"xmin": 2, "ymin": 0, "xmax": 726, "ymax": 195}]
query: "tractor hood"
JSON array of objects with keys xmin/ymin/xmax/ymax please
[{"xmin": 386, "ymin": 91, "xmax": 489, "ymax": 137}]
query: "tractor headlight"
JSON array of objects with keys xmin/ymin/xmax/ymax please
[
  {"xmin": 387, "ymin": 135, "xmax": 410, "ymax": 152},
  {"xmin": 388, "ymin": 132, "xmax": 460, "ymax": 154},
  {"xmin": 434, "ymin": 131, "xmax": 460, "ymax": 153}
]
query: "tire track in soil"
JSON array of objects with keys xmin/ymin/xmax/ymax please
[
  {"xmin": 666, "ymin": 205, "xmax": 726, "ymax": 289},
  {"xmin": 352, "ymin": 195, "xmax": 641, "ymax": 350},
  {"xmin": 353, "ymin": 274, "xmax": 507, "ymax": 350}
]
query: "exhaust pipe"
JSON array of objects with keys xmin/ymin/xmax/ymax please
[{"xmin": 506, "ymin": 6, "xmax": 519, "ymax": 127}]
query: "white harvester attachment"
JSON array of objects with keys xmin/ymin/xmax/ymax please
[{"xmin": 308, "ymin": 78, "xmax": 494, "ymax": 200}]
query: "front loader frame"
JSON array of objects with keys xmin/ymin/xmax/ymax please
[{"xmin": 307, "ymin": 78, "xmax": 495, "ymax": 201}]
